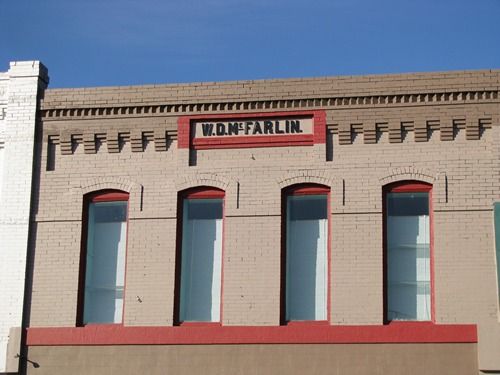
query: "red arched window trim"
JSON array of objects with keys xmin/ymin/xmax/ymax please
[
  {"xmin": 284, "ymin": 183, "xmax": 330, "ymax": 196},
  {"xmin": 180, "ymin": 186, "xmax": 225, "ymax": 200},
  {"xmin": 86, "ymin": 190, "xmax": 129, "ymax": 203},
  {"xmin": 384, "ymin": 181, "xmax": 432, "ymax": 194}
]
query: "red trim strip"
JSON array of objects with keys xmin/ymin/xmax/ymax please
[
  {"xmin": 193, "ymin": 134, "xmax": 314, "ymax": 149},
  {"xmin": 26, "ymin": 323, "xmax": 477, "ymax": 346}
]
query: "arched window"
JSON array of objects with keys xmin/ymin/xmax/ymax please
[
  {"xmin": 384, "ymin": 181, "xmax": 433, "ymax": 322},
  {"xmin": 282, "ymin": 184, "xmax": 330, "ymax": 323},
  {"xmin": 175, "ymin": 187, "xmax": 225, "ymax": 324},
  {"xmin": 78, "ymin": 190, "xmax": 129, "ymax": 325}
]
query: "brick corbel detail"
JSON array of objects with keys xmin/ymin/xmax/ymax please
[
  {"xmin": 130, "ymin": 130, "xmax": 143, "ymax": 152},
  {"xmin": 388, "ymin": 121, "xmax": 402, "ymax": 143},
  {"xmin": 338, "ymin": 122, "xmax": 351, "ymax": 145},
  {"xmin": 107, "ymin": 131, "xmax": 120, "ymax": 153},
  {"xmin": 440, "ymin": 117, "xmax": 454, "ymax": 141},
  {"xmin": 154, "ymin": 129, "xmax": 168, "ymax": 152},
  {"xmin": 414, "ymin": 120, "xmax": 428, "ymax": 142},
  {"xmin": 363, "ymin": 123, "xmax": 377, "ymax": 144},
  {"xmin": 466, "ymin": 115, "xmax": 480, "ymax": 140},
  {"xmin": 83, "ymin": 132, "xmax": 96, "ymax": 154},
  {"xmin": 59, "ymin": 133, "xmax": 73, "ymax": 155}
]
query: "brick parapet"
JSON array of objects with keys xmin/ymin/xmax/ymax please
[{"xmin": 40, "ymin": 70, "xmax": 500, "ymax": 108}]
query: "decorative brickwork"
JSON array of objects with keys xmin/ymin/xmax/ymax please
[
  {"xmin": 175, "ymin": 173, "xmax": 231, "ymax": 193},
  {"xmin": 77, "ymin": 177, "xmax": 143, "ymax": 212}
]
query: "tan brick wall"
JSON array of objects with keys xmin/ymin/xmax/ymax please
[
  {"xmin": 223, "ymin": 216, "xmax": 281, "ymax": 326},
  {"xmin": 28, "ymin": 69, "xmax": 500, "ymax": 372}
]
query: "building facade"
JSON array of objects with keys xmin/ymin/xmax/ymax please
[
  {"xmin": 0, "ymin": 61, "xmax": 48, "ymax": 374},
  {"xmin": 20, "ymin": 68, "xmax": 500, "ymax": 374}
]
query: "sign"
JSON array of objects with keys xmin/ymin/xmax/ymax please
[
  {"xmin": 177, "ymin": 111, "xmax": 326, "ymax": 150},
  {"xmin": 192, "ymin": 117, "xmax": 313, "ymax": 139}
]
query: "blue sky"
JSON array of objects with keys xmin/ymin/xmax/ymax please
[{"xmin": 2, "ymin": 0, "xmax": 499, "ymax": 88}]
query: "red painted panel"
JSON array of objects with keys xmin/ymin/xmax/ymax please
[
  {"xmin": 177, "ymin": 110, "xmax": 326, "ymax": 150},
  {"xmin": 26, "ymin": 323, "xmax": 477, "ymax": 346}
]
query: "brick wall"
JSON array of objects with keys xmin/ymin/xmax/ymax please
[{"xmin": 28, "ymin": 69, "xmax": 500, "ymax": 372}]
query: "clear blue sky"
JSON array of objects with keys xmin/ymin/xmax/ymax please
[{"xmin": 2, "ymin": 0, "xmax": 500, "ymax": 88}]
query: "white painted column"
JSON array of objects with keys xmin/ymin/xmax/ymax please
[{"xmin": 0, "ymin": 61, "xmax": 48, "ymax": 372}]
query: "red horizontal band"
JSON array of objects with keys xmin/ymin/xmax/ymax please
[
  {"xmin": 26, "ymin": 322, "xmax": 476, "ymax": 346},
  {"xmin": 193, "ymin": 134, "xmax": 314, "ymax": 149}
]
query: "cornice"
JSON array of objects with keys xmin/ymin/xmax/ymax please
[{"xmin": 39, "ymin": 89, "xmax": 499, "ymax": 122}]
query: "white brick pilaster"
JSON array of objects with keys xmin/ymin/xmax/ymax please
[{"xmin": 0, "ymin": 61, "xmax": 48, "ymax": 372}]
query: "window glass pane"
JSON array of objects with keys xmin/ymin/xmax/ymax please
[
  {"xmin": 187, "ymin": 199, "xmax": 223, "ymax": 220},
  {"xmin": 84, "ymin": 201, "xmax": 127, "ymax": 324},
  {"xmin": 94, "ymin": 203, "xmax": 127, "ymax": 222},
  {"xmin": 180, "ymin": 198, "xmax": 223, "ymax": 322},
  {"xmin": 386, "ymin": 192, "xmax": 430, "ymax": 321},
  {"xmin": 387, "ymin": 193, "xmax": 429, "ymax": 216},
  {"xmin": 289, "ymin": 195, "xmax": 328, "ymax": 220},
  {"xmin": 286, "ymin": 195, "xmax": 328, "ymax": 321}
]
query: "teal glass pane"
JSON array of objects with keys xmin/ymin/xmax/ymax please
[
  {"xmin": 84, "ymin": 201, "xmax": 127, "ymax": 324},
  {"xmin": 180, "ymin": 198, "xmax": 223, "ymax": 322},
  {"xmin": 386, "ymin": 192, "xmax": 431, "ymax": 321},
  {"xmin": 286, "ymin": 195, "xmax": 328, "ymax": 321}
]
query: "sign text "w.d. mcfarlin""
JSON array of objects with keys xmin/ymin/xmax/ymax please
[{"xmin": 193, "ymin": 118, "xmax": 313, "ymax": 139}]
